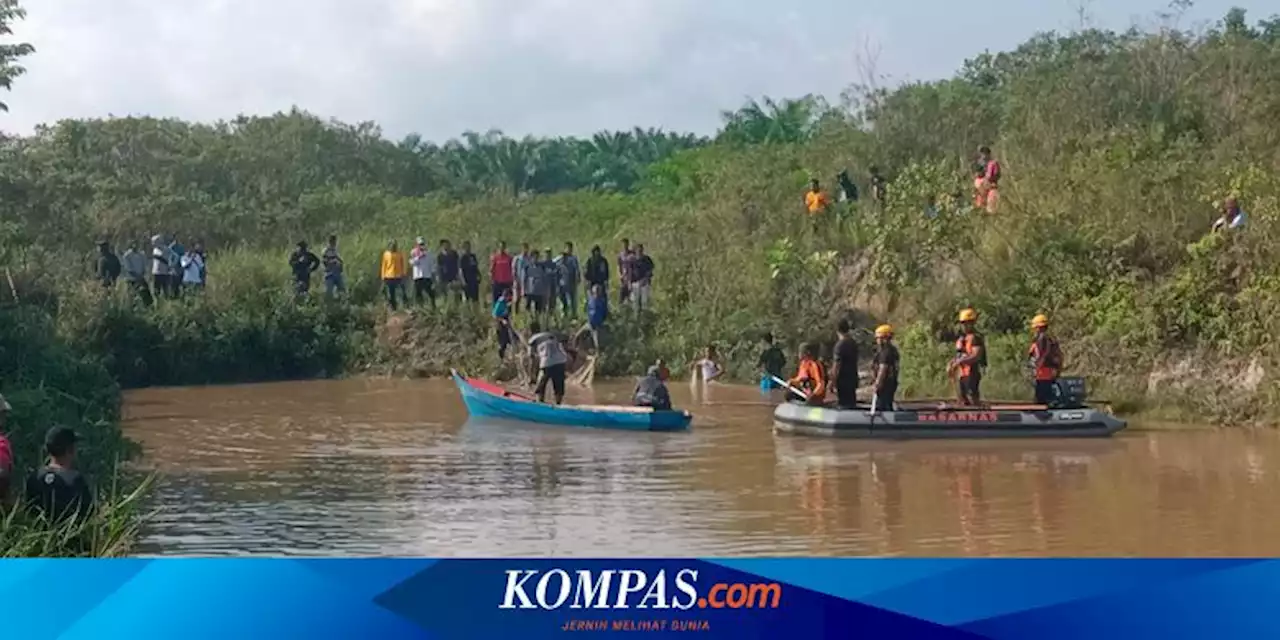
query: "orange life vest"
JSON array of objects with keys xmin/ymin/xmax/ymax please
[
  {"xmin": 955, "ymin": 333, "xmax": 984, "ymax": 377},
  {"xmin": 1028, "ymin": 334, "xmax": 1062, "ymax": 381}
]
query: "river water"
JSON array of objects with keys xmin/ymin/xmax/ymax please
[{"xmin": 123, "ymin": 378, "xmax": 1280, "ymax": 557}]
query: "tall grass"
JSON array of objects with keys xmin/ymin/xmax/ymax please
[{"xmin": 0, "ymin": 472, "xmax": 154, "ymax": 557}]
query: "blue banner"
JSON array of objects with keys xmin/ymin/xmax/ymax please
[{"xmin": 5, "ymin": 558, "xmax": 1277, "ymax": 638}]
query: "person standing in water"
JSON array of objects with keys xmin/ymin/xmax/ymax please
[
  {"xmin": 527, "ymin": 321, "xmax": 569, "ymax": 405},
  {"xmin": 757, "ymin": 332, "xmax": 786, "ymax": 386},
  {"xmin": 690, "ymin": 344, "xmax": 725, "ymax": 383}
]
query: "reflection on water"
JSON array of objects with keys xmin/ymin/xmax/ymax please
[{"xmin": 123, "ymin": 378, "xmax": 1280, "ymax": 556}]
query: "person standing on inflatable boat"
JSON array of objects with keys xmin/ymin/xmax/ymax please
[
  {"xmin": 948, "ymin": 308, "xmax": 987, "ymax": 406},
  {"xmin": 1028, "ymin": 314, "xmax": 1064, "ymax": 405}
]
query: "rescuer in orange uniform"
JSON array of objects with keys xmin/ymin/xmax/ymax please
[
  {"xmin": 789, "ymin": 342, "xmax": 828, "ymax": 406},
  {"xmin": 1028, "ymin": 314, "xmax": 1063, "ymax": 405},
  {"xmin": 948, "ymin": 308, "xmax": 987, "ymax": 406}
]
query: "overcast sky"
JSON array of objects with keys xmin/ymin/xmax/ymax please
[{"xmin": 0, "ymin": 0, "xmax": 1274, "ymax": 141}]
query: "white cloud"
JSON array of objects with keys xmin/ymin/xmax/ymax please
[{"xmin": 3, "ymin": 0, "xmax": 1272, "ymax": 140}]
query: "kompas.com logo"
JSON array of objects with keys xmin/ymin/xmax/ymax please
[{"xmin": 498, "ymin": 568, "xmax": 782, "ymax": 611}]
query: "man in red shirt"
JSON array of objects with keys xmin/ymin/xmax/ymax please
[
  {"xmin": 0, "ymin": 394, "xmax": 13, "ymax": 503},
  {"xmin": 489, "ymin": 241, "xmax": 515, "ymax": 303}
]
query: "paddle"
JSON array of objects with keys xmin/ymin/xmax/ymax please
[{"xmin": 771, "ymin": 375, "xmax": 809, "ymax": 402}]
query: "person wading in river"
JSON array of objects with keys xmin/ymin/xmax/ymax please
[{"xmin": 527, "ymin": 321, "xmax": 569, "ymax": 405}]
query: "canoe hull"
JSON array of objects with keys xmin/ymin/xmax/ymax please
[
  {"xmin": 773, "ymin": 403, "xmax": 1126, "ymax": 439},
  {"xmin": 453, "ymin": 372, "xmax": 691, "ymax": 432}
]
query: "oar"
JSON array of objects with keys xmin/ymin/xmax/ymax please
[{"xmin": 770, "ymin": 376, "xmax": 809, "ymax": 401}]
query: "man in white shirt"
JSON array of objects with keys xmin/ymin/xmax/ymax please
[
  {"xmin": 150, "ymin": 235, "xmax": 174, "ymax": 299},
  {"xmin": 1211, "ymin": 197, "xmax": 1247, "ymax": 233},
  {"xmin": 410, "ymin": 236, "xmax": 437, "ymax": 307},
  {"xmin": 180, "ymin": 248, "xmax": 205, "ymax": 292},
  {"xmin": 527, "ymin": 320, "xmax": 569, "ymax": 405}
]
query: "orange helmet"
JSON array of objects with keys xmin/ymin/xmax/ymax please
[{"xmin": 958, "ymin": 308, "xmax": 978, "ymax": 323}]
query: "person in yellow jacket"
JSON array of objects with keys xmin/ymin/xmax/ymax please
[
  {"xmin": 1028, "ymin": 314, "xmax": 1064, "ymax": 405},
  {"xmin": 380, "ymin": 240, "xmax": 408, "ymax": 310}
]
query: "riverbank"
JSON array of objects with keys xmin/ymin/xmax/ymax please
[{"xmin": 0, "ymin": 305, "xmax": 149, "ymax": 556}]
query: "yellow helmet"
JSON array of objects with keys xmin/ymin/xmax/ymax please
[
  {"xmin": 875, "ymin": 324, "xmax": 894, "ymax": 338},
  {"xmin": 958, "ymin": 308, "xmax": 978, "ymax": 323},
  {"xmin": 1031, "ymin": 314, "xmax": 1049, "ymax": 329}
]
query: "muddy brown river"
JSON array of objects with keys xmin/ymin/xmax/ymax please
[{"xmin": 123, "ymin": 378, "xmax": 1279, "ymax": 556}]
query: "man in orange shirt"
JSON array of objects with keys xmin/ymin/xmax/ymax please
[
  {"xmin": 804, "ymin": 178, "xmax": 831, "ymax": 215},
  {"xmin": 789, "ymin": 343, "xmax": 828, "ymax": 405}
]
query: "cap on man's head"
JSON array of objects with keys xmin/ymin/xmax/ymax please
[
  {"xmin": 0, "ymin": 393, "xmax": 11, "ymax": 412},
  {"xmin": 647, "ymin": 365, "xmax": 662, "ymax": 377},
  {"xmin": 416, "ymin": 236, "xmax": 425, "ymax": 245},
  {"xmin": 44, "ymin": 426, "xmax": 79, "ymax": 457}
]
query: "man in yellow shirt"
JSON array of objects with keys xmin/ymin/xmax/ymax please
[
  {"xmin": 380, "ymin": 240, "xmax": 408, "ymax": 310},
  {"xmin": 804, "ymin": 178, "xmax": 831, "ymax": 215}
]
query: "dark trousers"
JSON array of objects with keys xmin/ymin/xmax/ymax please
[
  {"xmin": 618, "ymin": 281, "xmax": 631, "ymax": 304},
  {"xmin": 293, "ymin": 277, "xmax": 310, "ymax": 296},
  {"xmin": 524, "ymin": 294, "xmax": 545, "ymax": 313},
  {"xmin": 959, "ymin": 372, "xmax": 982, "ymax": 406},
  {"xmin": 496, "ymin": 322, "xmax": 512, "ymax": 359},
  {"xmin": 560, "ymin": 286, "xmax": 577, "ymax": 316},
  {"xmin": 873, "ymin": 383, "xmax": 897, "ymax": 411},
  {"xmin": 414, "ymin": 278, "xmax": 435, "ymax": 306},
  {"xmin": 463, "ymin": 280, "xmax": 480, "ymax": 302},
  {"xmin": 836, "ymin": 377, "xmax": 859, "ymax": 409},
  {"xmin": 492, "ymin": 282, "xmax": 512, "ymax": 303},
  {"xmin": 384, "ymin": 278, "xmax": 405, "ymax": 310},
  {"xmin": 1035, "ymin": 380, "xmax": 1060, "ymax": 406},
  {"xmin": 536, "ymin": 363, "xmax": 567, "ymax": 404},
  {"xmin": 128, "ymin": 279, "xmax": 153, "ymax": 305}
]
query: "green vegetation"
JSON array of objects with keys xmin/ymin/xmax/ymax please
[{"xmin": 4, "ymin": 6, "xmax": 1280, "ymax": 431}]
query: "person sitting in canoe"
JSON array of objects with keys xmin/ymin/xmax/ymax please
[
  {"xmin": 527, "ymin": 321, "xmax": 568, "ymax": 405},
  {"xmin": 633, "ymin": 365, "xmax": 673, "ymax": 411},
  {"xmin": 871, "ymin": 324, "xmax": 900, "ymax": 410},
  {"xmin": 788, "ymin": 343, "xmax": 827, "ymax": 405}
]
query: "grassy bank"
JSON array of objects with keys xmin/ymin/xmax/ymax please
[
  {"xmin": 3, "ymin": 10, "xmax": 1280, "ymax": 426},
  {"xmin": 0, "ymin": 305, "xmax": 148, "ymax": 556}
]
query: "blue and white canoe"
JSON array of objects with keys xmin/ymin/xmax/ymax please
[{"xmin": 452, "ymin": 370, "xmax": 692, "ymax": 432}]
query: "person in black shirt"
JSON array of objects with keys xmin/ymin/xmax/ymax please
[
  {"xmin": 289, "ymin": 241, "xmax": 320, "ymax": 295},
  {"xmin": 96, "ymin": 240, "xmax": 121, "ymax": 289},
  {"xmin": 459, "ymin": 241, "xmax": 481, "ymax": 303},
  {"xmin": 584, "ymin": 245, "xmax": 609, "ymax": 297},
  {"xmin": 830, "ymin": 319, "xmax": 860, "ymax": 409},
  {"xmin": 437, "ymin": 239, "xmax": 461, "ymax": 302},
  {"xmin": 25, "ymin": 426, "xmax": 95, "ymax": 524},
  {"xmin": 757, "ymin": 332, "xmax": 786, "ymax": 384},
  {"xmin": 871, "ymin": 325, "xmax": 900, "ymax": 411}
]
